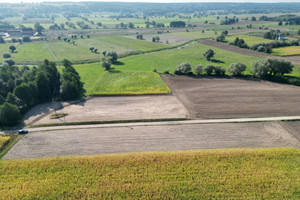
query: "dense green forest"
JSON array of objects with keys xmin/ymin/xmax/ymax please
[{"xmin": 0, "ymin": 59, "xmax": 84, "ymax": 126}]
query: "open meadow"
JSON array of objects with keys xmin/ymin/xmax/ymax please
[
  {"xmin": 1, "ymin": 148, "xmax": 299, "ymax": 199},
  {"xmin": 225, "ymin": 35, "xmax": 272, "ymax": 46},
  {"xmin": 272, "ymin": 46, "xmax": 300, "ymax": 56},
  {"xmin": 0, "ymin": 35, "xmax": 168, "ymax": 64}
]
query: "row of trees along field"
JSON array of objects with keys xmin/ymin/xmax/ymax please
[
  {"xmin": 172, "ymin": 49, "xmax": 294, "ymax": 79},
  {"xmin": 0, "ymin": 59, "xmax": 84, "ymax": 126}
]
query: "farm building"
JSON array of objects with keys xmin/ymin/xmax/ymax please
[
  {"xmin": 0, "ymin": 28, "xmax": 34, "ymax": 36},
  {"xmin": 278, "ymin": 34, "xmax": 286, "ymax": 40}
]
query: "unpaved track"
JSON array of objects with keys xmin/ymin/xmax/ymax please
[
  {"xmin": 162, "ymin": 76, "xmax": 300, "ymax": 119},
  {"xmin": 200, "ymin": 40, "xmax": 300, "ymax": 64},
  {"xmin": 3, "ymin": 121, "xmax": 300, "ymax": 160}
]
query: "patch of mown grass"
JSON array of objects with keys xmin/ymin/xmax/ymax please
[
  {"xmin": 0, "ymin": 148, "xmax": 299, "ymax": 199},
  {"xmin": 225, "ymin": 35, "xmax": 272, "ymax": 46},
  {"xmin": 272, "ymin": 46, "xmax": 300, "ymax": 56}
]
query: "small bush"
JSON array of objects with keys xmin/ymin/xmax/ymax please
[
  {"xmin": 163, "ymin": 68, "xmax": 170, "ymax": 74},
  {"xmin": 214, "ymin": 66, "xmax": 226, "ymax": 76},
  {"xmin": 194, "ymin": 65, "xmax": 203, "ymax": 76},
  {"xmin": 153, "ymin": 69, "xmax": 157, "ymax": 73},
  {"xmin": 204, "ymin": 65, "xmax": 215, "ymax": 75},
  {"xmin": 22, "ymin": 36, "xmax": 31, "ymax": 42},
  {"xmin": 3, "ymin": 59, "xmax": 15, "ymax": 66},
  {"xmin": 2, "ymin": 53, "xmax": 10, "ymax": 59},
  {"xmin": 228, "ymin": 62, "xmax": 247, "ymax": 76},
  {"xmin": 175, "ymin": 62, "xmax": 191, "ymax": 75}
]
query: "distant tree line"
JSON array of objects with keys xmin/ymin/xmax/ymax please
[
  {"xmin": 0, "ymin": 59, "xmax": 84, "ymax": 126},
  {"xmin": 220, "ymin": 18, "xmax": 239, "ymax": 25},
  {"xmin": 259, "ymin": 14, "xmax": 300, "ymax": 25},
  {"xmin": 170, "ymin": 21, "xmax": 186, "ymax": 28}
]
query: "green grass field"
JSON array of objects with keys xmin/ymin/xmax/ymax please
[
  {"xmin": 0, "ymin": 148, "xmax": 299, "ymax": 199},
  {"xmin": 272, "ymin": 46, "xmax": 300, "ymax": 56},
  {"xmin": 113, "ymin": 42, "xmax": 260, "ymax": 74},
  {"xmin": 73, "ymin": 63, "xmax": 171, "ymax": 95},
  {"xmin": 0, "ymin": 36, "xmax": 168, "ymax": 64},
  {"xmin": 73, "ymin": 42, "xmax": 263, "ymax": 95},
  {"xmin": 225, "ymin": 35, "xmax": 272, "ymax": 46}
]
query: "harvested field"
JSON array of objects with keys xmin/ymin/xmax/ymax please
[
  {"xmin": 162, "ymin": 76, "xmax": 300, "ymax": 119},
  {"xmin": 29, "ymin": 95, "xmax": 188, "ymax": 126},
  {"xmin": 3, "ymin": 121, "xmax": 299, "ymax": 160}
]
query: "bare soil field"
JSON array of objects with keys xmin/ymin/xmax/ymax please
[
  {"xmin": 3, "ymin": 121, "xmax": 299, "ymax": 160},
  {"xmin": 199, "ymin": 40, "xmax": 300, "ymax": 64},
  {"xmin": 30, "ymin": 95, "xmax": 188, "ymax": 126},
  {"xmin": 162, "ymin": 76, "xmax": 300, "ymax": 119}
]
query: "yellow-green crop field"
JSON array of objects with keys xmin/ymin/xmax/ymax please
[
  {"xmin": 0, "ymin": 136, "xmax": 10, "ymax": 149},
  {"xmin": 226, "ymin": 35, "xmax": 272, "ymax": 46},
  {"xmin": 0, "ymin": 148, "xmax": 299, "ymax": 199},
  {"xmin": 272, "ymin": 46, "xmax": 300, "ymax": 56}
]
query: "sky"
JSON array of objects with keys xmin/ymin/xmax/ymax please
[{"xmin": 2, "ymin": 0, "xmax": 300, "ymax": 3}]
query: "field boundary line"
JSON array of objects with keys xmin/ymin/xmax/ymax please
[
  {"xmin": 2, "ymin": 116, "xmax": 300, "ymax": 134},
  {"xmin": 44, "ymin": 41, "xmax": 59, "ymax": 61}
]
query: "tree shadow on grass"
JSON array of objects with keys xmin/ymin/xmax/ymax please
[
  {"xmin": 108, "ymin": 68, "xmax": 121, "ymax": 73},
  {"xmin": 210, "ymin": 59, "xmax": 224, "ymax": 64},
  {"xmin": 113, "ymin": 61, "xmax": 124, "ymax": 66}
]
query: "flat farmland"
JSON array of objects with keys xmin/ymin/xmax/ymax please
[
  {"xmin": 0, "ymin": 35, "xmax": 168, "ymax": 63},
  {"xmin": 162, "ymin": 76, "xmax": 300, "ymax": 119},
  {"xmin": 30, "ymin": 95, "xmax": 188, "ymax": 126},
  {"xmin": 3, "ymin": 121, "xmax": 300, "ymax": 160}
]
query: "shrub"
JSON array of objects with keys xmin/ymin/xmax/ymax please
[
  {"xmin": 257, "ymin": 46, "xmax": 265, "ymax": 52},
  {"xmin": 252, "ymin": 59, "xmax": 270, "ymax": 78},
  {"xmin": 194, "ymin": 65, "xmax": 203, "ymax": 76},
  {"xmin": 228, "ymin": 62, "xmax": 247, "ymax": 76},
  {"xmin": 163, "ymin": 68, "xmax": 170, "ymax": 74},
  {"xmin": 3, "ymin": 59, "xmax": 15, "ymax": 66},
  {"xmin": 2, "ymin": 53, "xmax": 11, "ymax": 59},
  {"xmin": 105, "ymin": 51, "xmax": 118, "ymax": 63},
  {"xmin": 175, "ymin": 62, "xmax": 191, "ymax": 75},
  {"xmin": 0, "ymin": 36, "xmax": 5, "ymax": 43},
  {"xmin": 153, "ymin": 69, "xmax": 157, "ymax": 73},
  {"xmin": 102, "ymin": 61, "xmax": 111, "ymax": 71},
  {"xmin": 204, "ymin": 65, "xmax": 215, "ymax": 75},
  {"xmin": 214, "ymin": 66, "xmax": 226, "ymax": 76},
  {"xmin": 22, "ymin": 36, "xmax": 31, "ymax": 42}
]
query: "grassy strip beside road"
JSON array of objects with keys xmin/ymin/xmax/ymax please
[
  {"xmin": 0, "ymin": 134, "xmax": 22, "ymax": 159},
  {"xmin": 0, "ymin": 148, "xmax": 299, "ymax": 199}
]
